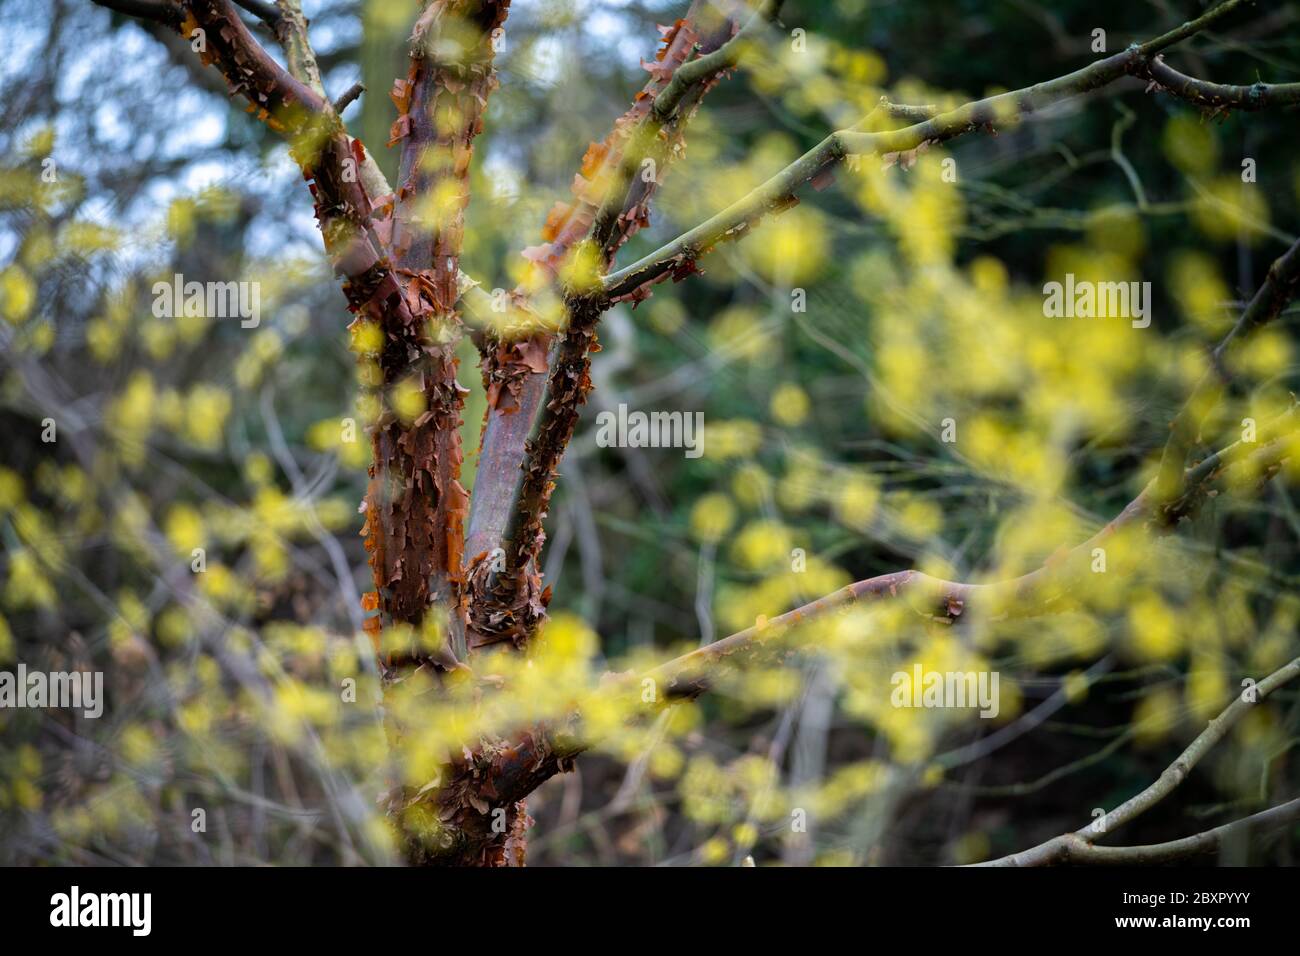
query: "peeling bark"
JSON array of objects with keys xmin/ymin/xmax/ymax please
[
  {"xmin": 359, "ymin": 0, "xmax": 509, "ymax": 654},
  {"xmin": 356, "ymin": 0, "xmax": 517, "ymax": 865},
  {"xmin": 464, "ymin": 1, "xmax": 750, "ymax": 656}
]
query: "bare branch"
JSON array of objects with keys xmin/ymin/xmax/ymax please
[
  {"xmin": 1044, "ymin": 800, "xmax": 1300, "ymax": 865},
  {"xmin": 181, "ymin": 0, "xmax": 330, "ymax": 132},
  {"xmin": 259, "ymin": 0, "xmax": 392, "ymax": 201},
  {"xmin": 868, "ymin": 100, "xmax": 940, "ymax": 123},
  {"xmin": 649, "ymin": 1, "xmax": 780, "ymax": 122},
  {"xmin": 270, "ymin": 0, "xmax": 323, "ymax": 97},
  {"xmin": 91, "ymin": 0, "xmax": 183, "ymax": 28},
  {"xmin": 233, "ymin": 0, "xmax": 281, "ymax": 29},
  {"xmin": 1142, "ymin": 55, "xmax": 1300, "ymax": 111},
  {"xmin": 973, "ymin": 656, "xmax": 1300, "ymax": 866},
  {"xmin": 1136, "ymin": 0, "xmax": 1254, "ymax": 57},
  {"xmin": 332, "ymin": 81, "xmax": 364, "ymax": 114},
  {"xmin": 1155, "ymin": 235, "xmax": 1300, "ymax": 508}
]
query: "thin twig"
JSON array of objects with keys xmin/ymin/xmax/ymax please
[{"xmin": 332, "ymin": 81, "xmax": 364, "ymax": 114}]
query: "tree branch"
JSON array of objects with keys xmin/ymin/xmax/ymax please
[
  {"xmin": 270, "ymin": 0, "xmax": 323, "ymax": 97},
  {"xmin": 233, "ymin": 0, "xmax": 280, "ymax": 29},
  {"xmin": 262, "ymin": 0, "xmax": 392, "ymax": 201},
  {"xmin": 332, "ymin": 81, "xmax": 364, "ymax": 114},
  {"xmin": 360, "ymin": 0, "xmax": 512, "ymax": 659},
  {"xmin": 1042, "ymin": 799, "xmax": 1300, "ymax": 865},
  {"xmin": 973, "ymin": 656, "xmax": 1300, "ymax": 866},
  {"xmin": 91, "ymin": 0, "xmax": 183, "ymax": 28},
  {"xmin": 183, "ymin": 0, "xmax": 330, "ymax": 124},
  {"xmin": 1141, "ymin": 54, "xmax": 1300, "ymax": 111},
  {"xmin": 464, "ymin": 0, "xmax": 764, "ymax": 650},
  {"xmin": 590, "ymin": 0, "xmax": 783, "ymax": 263},
  {"xmin": 1155, "ymin": 234, "xmax": 1300, "ymax": 508},
  {"xmin": 164, "ymin": 0, "xmax": 393, "ymax": 290},
  {"xmin": 100, "ymin": 0, "xmax": 407, "ymax": 339}
]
